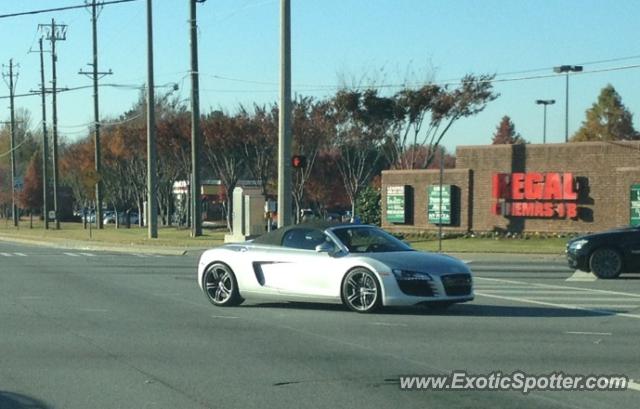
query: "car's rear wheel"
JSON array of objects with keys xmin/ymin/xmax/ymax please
[
  {"xmin": 202, "ymin": 262, "xmax": 242, "ymax": 306},
  {"xmin": 589, "ymin": 248, "xmax": 623, "ymax": 279},
  {"xmin": 342, "ymin": 268, "xmax": 381, "ymax": 313}
]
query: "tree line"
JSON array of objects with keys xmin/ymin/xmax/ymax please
[{"xmin": 1, "ymin": 75, "xmax": 497, "ymax": 230}]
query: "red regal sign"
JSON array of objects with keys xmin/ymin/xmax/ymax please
[{"xmin": 492, "ymin": 172, "xmax": 579, "ymax": 219}]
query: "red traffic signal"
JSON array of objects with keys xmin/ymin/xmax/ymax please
[{"xmin": 291, "ymin": 155, "xmax": 307, "ymax": 169}]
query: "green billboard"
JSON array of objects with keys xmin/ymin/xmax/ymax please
[
  {"xmin": 428, "ymin": 185, "xmax": 451, "ymax": 225},
  {"xmin": 386, "ymin": 186, "xmax": 407, "ymax": 223},
  {"xmin": 631, "ymin": 184, "xmax": 640, "ymax": 226}
]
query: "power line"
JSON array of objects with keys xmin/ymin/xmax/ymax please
[{"xmin": 0, "ymin": 0, "xmax": 139, "ymax": 19}]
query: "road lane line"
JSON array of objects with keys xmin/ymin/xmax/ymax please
[
  {"xmin": 475, "ymin": 291, "xmax": 640, "ymax": 320},
  {"xmin": 478, "ymin": 290, "xmax": 588, "ymax": 295},
  {"xmin": 564, "ymin": 331, "xmax": 612, "ymax": 336},
  {"xmin": 14, "ymin": 252, "xmax": 27, "ymax": 257},
  {"xmin": 371, "ymin": 322, "xmax": 408, "ymax": 327},
  {"xmin": 79, "ymin": 252, "xmax": 95, "ymax": 257},
  {"xmin": 1, "ymin": 252, "xmax": 12, "ymax": 257},
  {"xmin": 525, "ymin": 297, "xmax": 639, "ymax": 302},
  {"xmin": 476, "ymin": 277, "xmax": 640, "ymax": 298},
  {"xmin": 63, "ymin": 252, "xmax": 80, "ymax": 257}
]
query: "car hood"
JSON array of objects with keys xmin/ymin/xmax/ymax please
[
  {"xmin": 570, "ymin": 226, "xmax": 640, "ymax": 242},
  {"xmin": 362, "ymin": 251, "xmax": 471, "ymax": 276}
]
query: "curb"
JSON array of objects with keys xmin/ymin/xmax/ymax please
[{"xmin": 0, "ymin": 235, "xmax": 207, "ymax": 256}]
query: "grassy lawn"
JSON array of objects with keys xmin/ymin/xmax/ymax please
[
  {"xmin": 406, "ymin": 236, "xmax": 568, "ymax": 254},
  {"xmin": 0, "ymin": 218, "xmax": 571, "ymax": 254},
  {"xmin": 0, "ymin": 219, "xmax": 225, "ymax": 248}
]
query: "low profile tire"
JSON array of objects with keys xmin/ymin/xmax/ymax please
[
  {"xmin": 342, "ymin": 268, "xmax": 382, "ymax": 313},
  {"xmin": 589, "ymin": 248, "xmax": 623, "ymax": 279},
  {"xmin": 202, "ymin": 262, "xmax": 242, "ymax": 306}
]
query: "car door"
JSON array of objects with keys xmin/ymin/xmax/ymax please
[{"xmin": 259, "ymin": 228, "xmax": 340, "ymax": 299}]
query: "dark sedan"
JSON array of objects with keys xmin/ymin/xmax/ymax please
[{"xmin": 566, "ymin": 226, "xmax": 640, "ymax": 278}]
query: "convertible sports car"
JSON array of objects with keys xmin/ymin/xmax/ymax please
[{"xmin": 197, "ymin": 223, "xmax": 474, "ymax": 313}]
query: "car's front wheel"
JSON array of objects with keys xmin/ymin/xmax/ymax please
[
  {"xmin": 589, "ymin": 248, "xmax": 623, "ymax": 279},
  {"xmin": 342, "ymin": 268, "xmax": 381, "ymax": 313},
  {"xmin": 202, "ymin": 262, "xmax": 242, "ymax": 306}
]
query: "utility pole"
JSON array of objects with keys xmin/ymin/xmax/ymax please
[
  {"xmin": 277, "ymin": 0, "xmax": 292, "ymax": 228},
  {"xmin": 39, "ymin": 19, "xmax": 67, "ymax": 230},
  {"xmin": 2, "ymin": 59, "xmax": 19, "ymax": 227},
  {"xmin": 146, "ymin": 0, "xmax": 158, "ymax": 238},
  {"xmin": 79, "ymin": 0, "xmax": 112, "ymax": 230},
  {"xmin": 190, "ymin": 0, "xmax": 204, "ymax": 237},
  {"xmin": 38, "ymin": 38, "xmax": 49, "ymax": 230}
]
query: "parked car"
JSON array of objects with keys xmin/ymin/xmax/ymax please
[
  {"xmin": 104, "ymin": 211, "xmax": 139, "ymax": 225},
  {"xmin": 197, "ymin": 223, "xmax": 474, "ymax": 313},
  {"xmin": 566, "ymin": 226, "xmax": 640, "ymax": 278}
]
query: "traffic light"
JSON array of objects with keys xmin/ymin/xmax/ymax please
[{"xmin": 291, "ymin": 155, "xmax": 307, "ymax": 169}]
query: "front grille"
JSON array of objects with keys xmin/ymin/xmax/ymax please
[
  {"xmin": 397, "ymin": 278, "xmax": 437, "ymax": 297},
  {"xmin": 442, "ymin": 274, "xmax": 472, "ymax": 296}
]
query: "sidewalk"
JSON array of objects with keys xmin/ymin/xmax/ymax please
[{"xmin": 0, "ymin": 232, "xmax": 567, "ymax": 262}]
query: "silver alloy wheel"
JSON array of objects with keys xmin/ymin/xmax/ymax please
[
  {"xmin": 204, "ymin": 263, "xmax": 234, "ymax": 305},
  {"xmin": 343, "ymin": 268, "xmax": 380, "ymax": 312},
  {"xmin": 589, "ymin": 248, "xmax": 622, "ymax": 279}
]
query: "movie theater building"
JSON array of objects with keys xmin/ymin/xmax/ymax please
[{"xmin": 381, "ymin": 141, "xmax": 640, "ymax": 234}]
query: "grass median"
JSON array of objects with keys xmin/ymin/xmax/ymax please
[
  {"xmin": 0, "ymin": 218, "xmax": 569, "ymax": 254},
  {"xmin": 0, "ymin": 219, "xmax": 225, "ymax": 248}
]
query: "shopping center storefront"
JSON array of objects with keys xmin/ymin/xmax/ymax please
[{"xmin": 381, "ymin": 141, "xmax": 640, "ymax": 234}]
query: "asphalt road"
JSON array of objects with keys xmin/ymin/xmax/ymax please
[{"xmin": 1, "ymin": 241, "xmax": 639, "ymax": 409}]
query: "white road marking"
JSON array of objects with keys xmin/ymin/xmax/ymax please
[
  {"xmin": 478, "ymin": 290, "xmax": 588, "ymax": 295},
  {"xmin": 14, "ymin": 252, "xmax": 27, "ymax": 257},
  {"xmin": 564, "ymin": 331, "xmax": 612, "ymax": 336},
  {"xmin": 1, "ymin": 252, "xmax": 12, "ymax": 257},
  {"xmin": 79, "ymin": 252, "xmax": 95, "ymax": 257},
  {"xmin": 526, "ymin": 297, "xmax": 639, "ymax": 302},
  {"xmin": 628, "ymin": 380, "xmax": 640, "ymax": 392},
  {"xmin": 371, "ymin": 322, "xmax": 408, "ymax": 327},
  {"xmin": 134, "ymin": 254, "xmax": 148, "ymax": 258},
  {"xmin": 566, "ymin": 271, "xmax": 597, "ymax": 282},
  {"xmin": 63, "ymin": 252, "xmax": 80, "ymax": 257},
  {"xmin": 476, "ymin": 277, "xmax": 640, "ymax": 298},
  {"xmin": 475, "ymin": 292, "xmax": 640, "ymax": 320}
]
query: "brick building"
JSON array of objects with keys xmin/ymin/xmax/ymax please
[{"xmin": 381, "ymin": 141, "xmax": 640, "ymax": 234}]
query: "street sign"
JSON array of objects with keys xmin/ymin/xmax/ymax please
[
  {"xmin": 386, "ymin": 185, "xmax": 407, "ymax": 223},
  {"xmin": 631, "ymin": 185, "xmax": 640, "ymax": 226},
  {"xmin": 428, "ymin": 185, "xmax": 451, "ymax": 225}
]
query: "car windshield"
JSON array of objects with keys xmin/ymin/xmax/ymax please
[{"xmin": 331, "ymin": 226, "xmax": 413, "ymax": 253}]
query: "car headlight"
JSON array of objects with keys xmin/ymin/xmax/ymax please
[
  {"xmin": 392, "ymin": 269, "xmax": 432, "ymax": 280},
  {"xmin": 568, "ymin": 239, "xmax": 588, "ymax": 251}
]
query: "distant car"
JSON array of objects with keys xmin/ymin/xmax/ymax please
[
  {"xmin": 103, "ymin": 211, "xmax": 139, "ymax": 225},
  {"xmin": 197, "ymin": 223, "xmax": 474, "ymax": 313},
  {"xmin": 566, "ymin": 226, "xmax": 640, "ymax": 278}
]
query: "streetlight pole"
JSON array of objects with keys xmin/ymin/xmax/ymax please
[
  {"xmin": 553, "ymin": 65, "xmax": 583, "ymax": 142},
  {"xmin": 277, "ymin": 0, "xmax": 292, "ymax": 228},
  {"xmin": 535, "ymin": 99, "xmax": 555, "ymax": 144},
  {"xmin": 190, "ymin": 0, "xmax": 205, "ymax": 237}
]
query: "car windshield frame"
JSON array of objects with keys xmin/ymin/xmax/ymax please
[{"xmin": 329, "ymin": 225, "xmax": 413, "ymax": 254}]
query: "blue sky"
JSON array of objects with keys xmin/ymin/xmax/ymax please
[{"xmin": 1, "ymin": 0, "xmax": 639, "ymax": 153}]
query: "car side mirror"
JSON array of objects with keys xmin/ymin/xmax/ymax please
[{"xmin": 315, "ymin": 242, "xmax": 334, "ymax": 253}]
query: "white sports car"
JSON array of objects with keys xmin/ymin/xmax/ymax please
[{"xmin": 197, "ymin": 223, "xmax": 474, "ymax": 313}]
